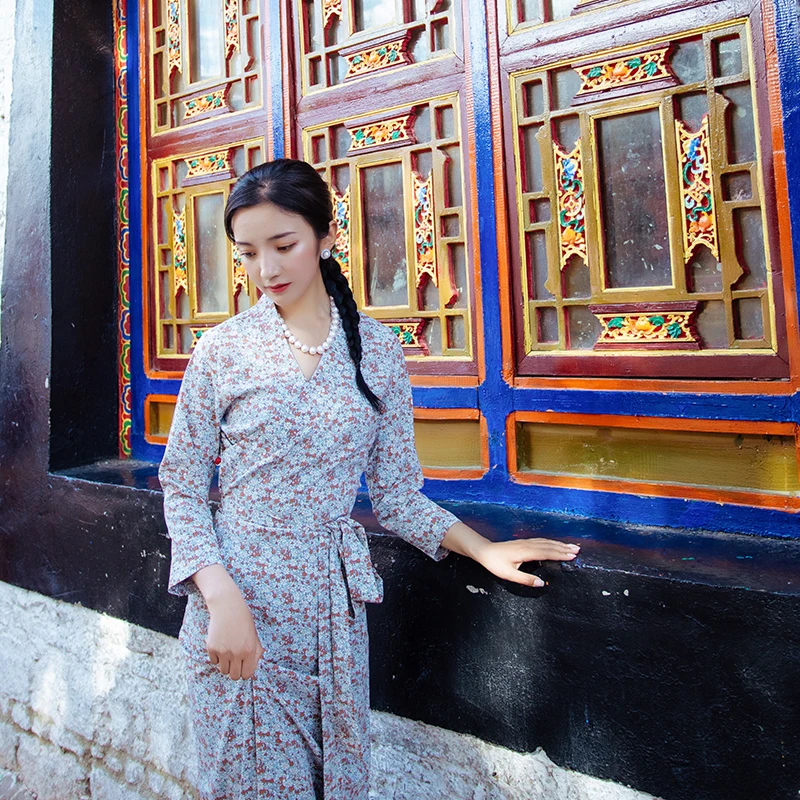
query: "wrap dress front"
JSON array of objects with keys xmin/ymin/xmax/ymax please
[{"xmin": 158, "ymin": 293, "xmax": 459, "ymax": 800}]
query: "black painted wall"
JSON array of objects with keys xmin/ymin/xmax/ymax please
[
  {"xmin": 49, "ymin": 0, "xmax": 119, "ymax": 471},
  {"xmin": 0, "ymin": 3, "xmax": 799, "ymax": 800}
]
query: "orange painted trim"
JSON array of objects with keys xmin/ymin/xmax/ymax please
[
  {"xmin": 415, "ymin": 408, "xmax": 489, "ymax": 479},
  {"xmin": 409, "ymin": 374, "xmax": 479, "ymax": 388},
  {"xmin": 486, "ymin": 0, "xmax": 516, "ymax": 386},
  {"xmin": 462, "ymin": 2, "xmax": 486, "ymax": 385},
  {"xmin": 147, "ymin": 368, "xmax": 186, "ymax": 380},
  {"xmin": 513, "ymin": 411, "xmax": 797, "ymax": 437},
  {"xmin": 512, "ymin": 376, "xmax": 795, "ymax": 394},
  {"xmin": 764, "ymin": 0, "xmax": 800, "ymax": 384},
  {"xmin": 143, "ymin": 393, "xmax": 177, "ymax": 446},
  {"xmin": 506, "ymin": 410, "xmax": 800, "ymax": 512},
  {"xmin": 510, "ymin": 471, "xmax": 800, "ymax": 512}
]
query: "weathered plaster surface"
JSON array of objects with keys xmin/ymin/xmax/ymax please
[
  {"xmin": 0, "ymin": 580, "xmax": 660, "ymax": 800},
  {"xmin": 0, "ymin": 0, "xmax": 17, "ymax": 344}
]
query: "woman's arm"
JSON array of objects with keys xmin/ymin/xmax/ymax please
[{"xmin": 441, "ymin": 521, "xmax": 580, "ymax": 587}]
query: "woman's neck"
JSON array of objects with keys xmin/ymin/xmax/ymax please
[{"xmin": 275, "ymin": 276, "xmax": 331, "ymax": 327}]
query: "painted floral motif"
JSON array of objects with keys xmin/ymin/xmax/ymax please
[
  {"xmin": 173, "ymin": 207, "xmax": 188, "ymax": 296},
  {"xmin": 575, "ymin": 48, "xmax": 671, "ymax": 95},
  {"xmin": 412, "ymin": 171, "xmax": 436, "ymax": 290},
  {"xmin": 167, "ymin": 0, "xmax": 182, "ymax": 75},
  {"xmin": 383, "ymin": 319, "xmax": 429, "ymax": 356},
  {"xmin": 184, "ymin": 89, "xmax": 227, "ymax": 120},
  {"xmin": 114, "ymin": 0, "xmax": 131, "ymax": 457},
  {"xmin": 224, "ymin": 0, "xmax": 240, "ymax": 59},
  {"xmin": 185, "ymin": 150, "xmax": 232, "ymax": 180},
  {"xmin": 232, "ymin": 245, "xmax": 248, "ymax": 294},
  {"xmin": 331, "ymin": 185, "xmax": 351, "ymax": 282},
  {"xmin": 323, "ymin": 0, "xmax": 342, "ymax": 26},
  {"xmin": 346, "ymin": 40, "xmax": 409, "ymax": 78},
  {"xmin": 159, "ymin": 296, "xmax": 457, "ymax": 797},
  {"xmin": 676, "ymin": 116, "xmax": 719, "ymax": 262},
  {"xmin": 349, "ymin": 115, "xmax": 414, "ymax": 152},
  {"xmin": 591, "ymin": 306, "xmax": 699, "ymax": 348},
  {"xmin": 554, "ymin": 141, "xmax": 587, "ymax": 270}
]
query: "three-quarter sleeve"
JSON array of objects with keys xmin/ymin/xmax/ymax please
[
  {"xmin": 158, "ymin": 333, "xmax": 224, "ymax": 596},
  {"xmin": 364, "ymin": 336, "xmax": 460, "ymax": 560}
]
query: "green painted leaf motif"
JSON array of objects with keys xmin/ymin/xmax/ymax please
[
  {"xmin": 391, "ymin": 131, "xmax": 400, "ymax": 139},
  {"xmin": 588, "ymin": 66, "xmax": 603, "ymax": 78},
  {"xmin": 626, "ymin": 57, "xmax": 642, "ymax": 69},
  {"xmin": 353, "ymin": 55, "xmax": 362, "ymax": 64},
  {"xmin": 402, "ymin": 331, "xmax": 413, "ymax": 344},
  {"xmin": 666, "ymin": 322, "xmax": 683, "ymax": 339},
  {"xmin": 390, "ymin": 326, "xmax": 401, "ymax": 336},
  {"xmin": 649, "ymin": 315, "xmax": 665, "ymax": 326},
  {"xmin": 378, "ymin": 47, "xmax": 387, "ymax": 56},
  {"xmin": 643, "ymin": 60, "xmax": 658, "ymax": 77},
  {"xmin": 607, "ymin": 317, "xmax": 625, "ymax": 329},
  {"xmin": 355, "ymin": 130, "xmax": 365, "ymax": 141},
  {"xmin": 388, "ymin": 50, "xmax": 398, "ymax": 62}
]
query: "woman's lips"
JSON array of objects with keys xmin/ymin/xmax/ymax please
[{"xmin": 267, "ymin": 282, "xmax": 291, "ymax": 294}]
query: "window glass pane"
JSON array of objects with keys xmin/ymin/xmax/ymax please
[
  {"xmin": 566, "ymin": 306, "xmax": 601, "ymax": 349},
  {"xmin": 362, "ymin": 163, "xmax": 408, "ymax": 307},
  {"xmin": 189, "ymin": 0, "xmax": 224, "ymax": 82},
  {"xmin": 354, "ymin": 0, "xmax": 396, "ymax": 31},
  {"xmin": 670, "ymin": 38, "xmax": 706, "ymax": 84},
  {"xmin": 713, "ymin": 36, "xmax": 742, "ymax": 78},
  {"xmin": 733, "ymin": 208, "xmax": 767, "ymax": 289},
  {"xmin": 735, "ymin": 297, "xmax": 764, "ymax": 340},
  {"xmin": 194, "ymin": 193, "xmax": 229, "ymax": 313},
  {"xmin": 721, "ymin": 85, "xmax": 756, "ymax": 164},
  {"xmin": 597, "ymin": 109, "xmax": 672, "ymax": 288},
  {"xmin": 547, "ymin": 0, "xmax": 577, "ymax": 21}
]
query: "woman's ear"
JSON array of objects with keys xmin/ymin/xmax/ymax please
[{"xmin": 323, "ymin": 219, "xmax": 337, "ymax": 251}]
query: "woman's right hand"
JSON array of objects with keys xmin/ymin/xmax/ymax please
[{"xmin": 193, "ymin": 564, "xmax": 265, "ymax": 680}]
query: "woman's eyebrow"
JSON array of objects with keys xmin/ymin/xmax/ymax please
[{"xmin": 234, "ymin": 231, "xmax": 296, "ymax": 247}]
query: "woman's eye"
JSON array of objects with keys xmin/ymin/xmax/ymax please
[{"xmin": 277, "ymin": 243, "xmax": 295, "ymax": 252}]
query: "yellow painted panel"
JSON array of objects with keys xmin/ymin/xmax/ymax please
[
  {"xmin": 516, "ymin": 423, "xmax": 800, "ymax": 495},
  {"xmin": 414, "ymin": 419, "xmax": 482, "ymax": 469},
  {"xmin": 149, "ymin": 400, "xmax": 176, "ymax": 438}
]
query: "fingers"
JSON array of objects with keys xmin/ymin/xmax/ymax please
[
  {"xmin": 511, "ymin": 539, "xmax": 580, "ymax": 562},
  {"xmin": 498, "ymin": 567, "xmax": 546, "ymax": 588}
]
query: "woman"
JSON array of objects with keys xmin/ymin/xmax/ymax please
[{"xmin": 159, "ymin": 158, "xmax": 580, "ymax": 800}]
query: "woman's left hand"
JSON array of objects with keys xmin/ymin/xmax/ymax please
[
  {"xmin": 441, "ymin": 521, "xmax": 580, "ymax": 587},
  {"xmin": 475, "ymin": 538, "xmax": 580, "ymax": 587}
]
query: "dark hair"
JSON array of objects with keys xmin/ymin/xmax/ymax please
[{"xmin": 224, "ymin": 158, "xmax": 384, "ymax": 413}]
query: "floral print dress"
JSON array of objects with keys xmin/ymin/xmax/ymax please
[{"xmin": 158, "ymin": 293, "xmax": 459, "ymax": 800}]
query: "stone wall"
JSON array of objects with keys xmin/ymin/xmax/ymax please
[{"xmin": 0, "ymin": 581, "xmax": 659, "ymax": 800}]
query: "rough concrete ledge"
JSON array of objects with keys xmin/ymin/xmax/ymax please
[{"xmin": 0, "ymin": 580, "xmax": 659, "ymax": 800}]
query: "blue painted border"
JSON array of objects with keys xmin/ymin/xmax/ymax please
[{"xmin": 127, "ymin": 0, "xmax": 800, "ymax": 535}]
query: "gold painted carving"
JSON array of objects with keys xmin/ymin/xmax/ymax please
[
  {"xmin": 383, "ymin": 319, "xmax": 429, "ymax": 356},
  {"xmin": 232, "ymin": 245, "xmax": 248, "ymax": 293},
  {"xmin": 346, "ymin": 39, "xmax": 409, "ymax": 78},
  {"xmin": 575, "ymin": 48, "xmax": 671, "ymax": 96},
  {"xmin": 185, "ymin": 150, "xmax": 232, "ymax": 179},
  {"xmin": 554, "ymin": 141, "xmax": 587, "ymax": 271},
  {"xmin": 173, "ymin": 207, "xmax": 188, "ymax": 296},
  {"xmin": 676, "ymin": 116, "xmax": 719, "ymax": 262},
  {"xmin": 331, "ymin": 185, "xmax": 351, "ymax": 283},
  {"xmin": 184, "ymin": 89, "xmax": 228, "ymax": 119},
  {"xmin": 167, "ymin": 0, "xmax": 182, "ymax": 75},
  {"xmin": 225, "ymin": 0, "xmax": 240, "ymax": 59},
  {"xmin": 323, "ymin": 0, "xmax": 342, "ymax": 26},
  {"xmin": 413, "ymin": 171, "xmax": 436, "ymax": 290},
  {"xmin": 590, "ymin": 304, "xmax": 700, "ymax": 350},
  {"xmin": 349, "ymin": 115, "xmax": 414, "ymax": 152}
]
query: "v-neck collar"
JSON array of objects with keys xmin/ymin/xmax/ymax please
[{"xmin": 256, "ymin": 294, "xmax": 340, "ymax": 385}]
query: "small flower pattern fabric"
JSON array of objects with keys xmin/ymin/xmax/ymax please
[{"xmin": 159, "ymin": 293, "xmax": 459, "ymax": 800}]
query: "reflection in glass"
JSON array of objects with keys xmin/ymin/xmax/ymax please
[
  {"xmin": 538, "ymin": 307, "xmax": 559, "ymax": 343},
  {"xmin": 362, "ymin": 163, "xmax": 408, "ymax": 307},
  {"xmin": 670, "ymin": 39, "xmax": 706, "ymax": 84},
  {"xmin": 189, "ymin": 0, "xmax": 224, "ymax": 82},
  {"xmin": 567, "ymin": 306, "xmax": 600, "ymax": 349},
  {"xmin": 354, "ymin": 0, "xmax": 396, "ymax": 31},
  {"xmin": 735, "ymin": 297, "xmax": 764, "ymax": 340},
  {"xmin": 552, "ymin": 68, "xmax": 581, "ymax": 109},
  {"xmin": 695, "ymin": 300, "xmax": 728, "ymax": 348},
  {"xmin": 678, "ymin": 92, "xmax": 708, "ymax": 131},
  {"xmin": 597, "ymin": 109, "xmax": 672, "ymax": 288},
  {"xmin": 733, "ymin": 208, "xmax": 767, "ymax": 289},
  {"xmin": 687, "ymin": 248, "xmax": 723, "ymax": 293},
  {"xmin": 563, "ymin": 256, "xmax": 591, "ymax": 298},
  {"xmin": 714, "ymin": 37, "xmax": 742, "ymax": 78},
  {"xmin": 721, "ymin": 85, "xmax": 756, "ymax": 164},
  {"xmin": 194, "ymin": 193, "xmax": 229, "ymax": 313},
  {"xmin": 723, "ymin": 172, "xmax": 752, "ymax": 201}
]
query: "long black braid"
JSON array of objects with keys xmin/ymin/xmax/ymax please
[
  {"xmin": 223, "ymin": 158, "xmax": 384, "ymax": 413},
  {"xmin": 320, "ymin": 255, "xmax": 384, "ymax": 413}
]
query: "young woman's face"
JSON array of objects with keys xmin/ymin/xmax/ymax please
[{"xmin": 231, "ymin": 202, "xmax": 334, "ymax": 307}]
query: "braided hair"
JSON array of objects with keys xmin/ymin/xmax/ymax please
[{"xmin": 223, "ymin": 159, "xmax": 384, "ymax": 413}]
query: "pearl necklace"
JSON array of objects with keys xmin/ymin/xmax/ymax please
[{"xmin": 278, "ymin": 297, "xmax": 340, "ymax": 356}]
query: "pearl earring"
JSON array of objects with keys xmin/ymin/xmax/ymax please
[{"xmin": 321, "ymin": 248, "xmax": 332, "ymax": 260}]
